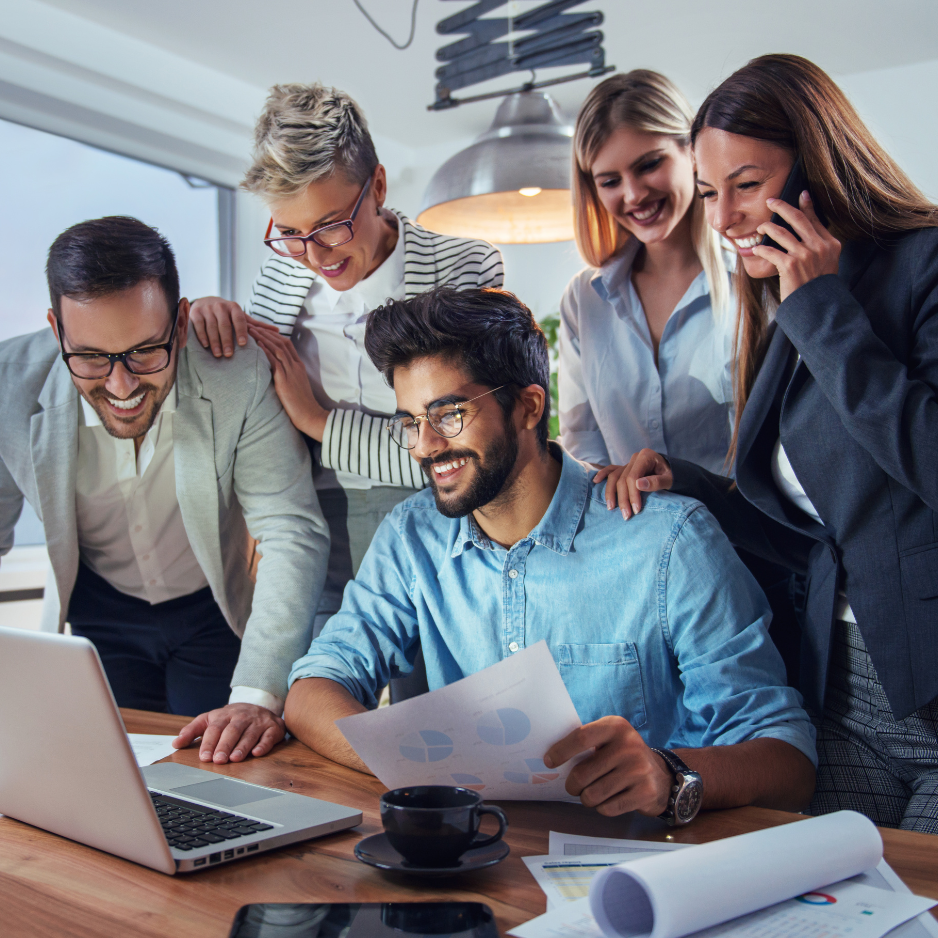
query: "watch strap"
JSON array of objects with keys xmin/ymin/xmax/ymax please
[
  {"xmin": 650, "ymin": 747, "xmax": 700, "ymax": 826},
  {"xmin": 649, "ymin": 747, "xmax": 692, "ymax": 778}
]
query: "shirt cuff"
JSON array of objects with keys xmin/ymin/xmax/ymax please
[
  {"xmin": 228, "ymin": 686, "xmax": 285, "ymax": 716},
  {"xmin": 319, "ymin": 409, "xmax": 338, "ymax": 468}
]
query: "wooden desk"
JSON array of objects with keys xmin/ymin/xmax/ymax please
[{"xmin": 2, "ymin": 709, "xmax": 937, "ymax": 938}]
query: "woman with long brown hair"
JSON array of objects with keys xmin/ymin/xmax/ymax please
[
  {"xmin": 559, "ymin": 70, "xmax": 734, "ymax": 480},
  {"xmin": 615, "ymin": 54, "xmax": 938, "ymax": 832}
]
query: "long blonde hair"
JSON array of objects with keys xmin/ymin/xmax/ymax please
[
  {"xmin": 573, "ymin": 70, "xmax": 729, "ymax": 317},
  {"xmin": 691, "ymin": 54, "xmax": 938, "ymax": 464}
]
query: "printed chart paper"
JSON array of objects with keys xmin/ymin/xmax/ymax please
[
  {"xmin": 540, "ymin": 835, "xmax": 938, "ymax": 938},
  {"xmin": 524, "ymin": 853, "xmax": 664, "ymax": 911},
  {"xmin": 336, "ymin": 641, "xmax": 582, "ymax": 800},
  {"xmin": 510, "ymin": 884, "xmax": 935, "ymax": 938},
  {"xmin": 127, "ymin": 734, "xmax": 178, "ymax": 766},
  {"xmin": 549, "ymin": 831, "xmax": 688, "ymax": 859},
  {"xmin": 514, "ymin": 826, "xmax": 938, "ymax": 938},
  {"xmin": 691, "ymin": 880, "xmax": 936, "ymax": 938}
]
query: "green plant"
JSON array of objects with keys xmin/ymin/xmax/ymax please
[{"xmin": 539, "ymin": 313, "xmax": 561, "ymax": 441}]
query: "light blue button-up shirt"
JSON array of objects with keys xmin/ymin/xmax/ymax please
[
  {"xmin": 559, "ymin": 241, "xmax": 735, "ymax": 474},
  {"xmin": 290, "ymin": 447, "xmax": 816, "ymax": 765}
]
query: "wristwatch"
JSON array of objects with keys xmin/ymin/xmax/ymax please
[{"xmin": 649, "ymin": 748, "xmax": 703, "ymax": 826}]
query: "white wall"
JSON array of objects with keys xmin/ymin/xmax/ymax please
[{"xmin": 839, "ymin": 59, "xmax": 938, "ymax": 202}]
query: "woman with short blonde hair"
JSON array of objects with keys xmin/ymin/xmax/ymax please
[
  {"xmin": 560, "ymin": 70, "xmax": 735, "ymax": 493},
  {"xmin": 189, "ymin": 82, "xmax": 504, "ymax": 654}
]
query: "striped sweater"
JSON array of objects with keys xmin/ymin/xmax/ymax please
[{"xmin": 246, "ymin": 210, "xmax": 504, "ymax": 489}]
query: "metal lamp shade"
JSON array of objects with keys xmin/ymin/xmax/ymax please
[{"xmin": 417, "ymin": 92, "xmax": 574, "ymax": 244}]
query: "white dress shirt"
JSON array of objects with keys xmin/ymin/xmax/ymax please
[
  {"xmin": 771, "ymin": 437, "xmax": 856, "ymax": 624},
  {"xmin": 75, "ymin": 387, "xmax": 281, "ymax": 713},
  {"xmin": 291, "ymin": 220, "xmax": 405, "ymax": 490},
  {"xmin": 76, "ymin": 385, "xmax": 207, "ymax": 603}
]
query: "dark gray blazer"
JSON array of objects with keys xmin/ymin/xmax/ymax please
[{"xmin": 669, "ymin": 229, "xmax": 938, "ymax": 721}]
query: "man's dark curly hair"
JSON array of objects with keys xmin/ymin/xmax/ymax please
[{"xmin": 364, "ymin": 287, "xmax": 550, "ymax": 449}]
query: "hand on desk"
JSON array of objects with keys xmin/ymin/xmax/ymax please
[
  {"xmin": 544, "ymin": 715, "xmax": 672, "ymax": 817},
  {"xmin": 173, "ymin": 703, "xmax": 286, "ymax": 764}
]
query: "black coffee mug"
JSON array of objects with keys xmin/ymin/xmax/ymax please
[{"xmin": 380, "ymin": 786, "xmax": 508, "ymax": 867}]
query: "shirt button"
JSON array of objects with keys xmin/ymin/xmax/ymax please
[
  {"xmin": 135, "ymin": 525, "xmax": 142, "ymax": 532},
  {"xmin": 508, "ymin": 569, "xmax": 519, "ymax": 579},
  {"xmin": 149, "ymin": 579, "xmax": 156, "ymax": 586},
  {"xmin": 651, "ymin": 419, "xmax": 660, "ymax": 430},
  {"xmin": 508, "ymin": 642, "xmax": 520, "ymax": 653},
  {"xmin": 142, "ymin": 554, "xmax": 150, "ymax": 561}
]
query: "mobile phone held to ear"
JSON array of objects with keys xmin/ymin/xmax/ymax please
[{"xmin": 760, "ymin": 156, "xmax": 826, "ymax": 251}]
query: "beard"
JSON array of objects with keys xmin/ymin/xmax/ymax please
[
  {"xmin": 84, "ymin": 377, "xmax": 173, "ymax": 441},
  {"xmin": 422, "ymin": 421, "xmax": 519, "ymax": 519}
]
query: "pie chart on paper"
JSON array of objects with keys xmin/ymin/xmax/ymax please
[
  {"xmin": 503, "ymin": 758, "xmax": 561, "ymax": 785},
  {"xmin": 399, "ymin": 730, "xmax": 454, "ymax": 762},
  {"xmin": 451, "ymin": 773, "xmax": 486, "ymax": 791},
  {"xmin": 476, "ymin": 708, "xmax": 531, "ymax": 746}
]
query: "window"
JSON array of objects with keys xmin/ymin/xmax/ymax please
[{"xmin": 0, "ymin": 117, "xmax": 232, "ymax": 548}]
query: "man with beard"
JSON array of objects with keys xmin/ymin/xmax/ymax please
[
  {"xmin": 284, "ymin": 288, "xmax": 817, "ymax": 819},
  {"xmin": 0, "ymin": 216, "xmax": 328, "ymax": 765}
]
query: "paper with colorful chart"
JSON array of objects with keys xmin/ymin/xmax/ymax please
[{"xmin": 335, "ymin": 641, "xmax": 582, "ymax": 800}]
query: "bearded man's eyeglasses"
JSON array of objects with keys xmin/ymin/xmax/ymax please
[
  {"xmin": 263, "ymin": 176, "xmax": 373, "ymax": 256},
  {"xmin": 58, "ymin": 305, "xmax": 180, "ymax": 379},
  {"xmin": 387, "ymin": 387, "xmax": 506, "ymax": 451}
]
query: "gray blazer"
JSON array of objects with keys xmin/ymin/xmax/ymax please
[{"xmin": 0, "ymin": 328, "xmax": 329, "ymax": 700}]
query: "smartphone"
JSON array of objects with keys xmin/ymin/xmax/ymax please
[
  {"xmin": 228, "ymin": 902, "xmax": 498, "ymax": 938},
  {"xmin": 760, "ymin": 156, "xmax": 825, "ymax": 251}
]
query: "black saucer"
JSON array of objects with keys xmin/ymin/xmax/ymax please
[{"xmin": 354, "ymin": 832, "xmax": 510, "ymax": 877}]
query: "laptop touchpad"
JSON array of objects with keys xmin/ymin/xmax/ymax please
[{"xmin": 172, "ymin": 777, "xmax": 282, "ymax": 808}]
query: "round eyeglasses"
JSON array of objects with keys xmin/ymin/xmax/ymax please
[
  {"xmin": 263, "ymin": 177, "xmax": 372, "ymax": 257},
  {"xmin": 387, "ymin": 387, "xmax": 506, "ymax": 450},
  {"xmin": 58, "ymin": 307, "xmax": 180, "ymax": 379}
]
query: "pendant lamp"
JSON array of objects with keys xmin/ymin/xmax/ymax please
[{"xmin": 417, "ymin": 91, "xmax": 574, "ymax": 244}]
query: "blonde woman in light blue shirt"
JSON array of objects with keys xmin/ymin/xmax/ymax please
[{"xmin": 559, "ymin": 71, "xmax": 735, "ymax": 504}]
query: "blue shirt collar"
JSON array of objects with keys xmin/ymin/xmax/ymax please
[
  {"xmin": 451, "ymin": 444, "xmax": 589, "ymax": 558},
  {"xmin": 591, "ymin": 238, "xmax": 642, "ymax": 302}
]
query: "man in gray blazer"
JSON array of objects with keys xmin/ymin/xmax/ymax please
[{"xmin": 0, "ymin": 216, "xmax": 329, "ymax": 764}]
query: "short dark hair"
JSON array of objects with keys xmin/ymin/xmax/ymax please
[
  {"xmin": 364, "ymin": 287, "xmax": 551, "ymax": 448},
  {"xmin": 46, "ymin": 216, "xmax": 180, "ymax": 318}
]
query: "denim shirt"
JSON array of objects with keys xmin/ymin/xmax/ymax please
[
  {"xmin": 559, "ymin": 241, "xmax": 735, "ymax": 474},
  {"xmin": 290, "ymin": 447, "xmax": 816, "ymax": 765}
]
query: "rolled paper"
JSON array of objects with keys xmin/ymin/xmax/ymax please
[{"xmin": 589, "ymin": 811, "xmax": 883, "ymax": 938}]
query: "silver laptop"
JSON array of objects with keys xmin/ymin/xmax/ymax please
[{"xmin": 0, "ymin": 626, "xmax": 362, "ymax": 874}]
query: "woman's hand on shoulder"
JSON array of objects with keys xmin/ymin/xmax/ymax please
[
  {"xmin": 190, "ymin": 296, "xmax": 279, "ymax": 358},
  {"xmin": 248, "ymin": 323, "xmax": 330, "ymax": 441},
  {"xmin": 593, "ymin": 449, "xmax": 673, "ymax": 520},
  {"xmin": 752, "ymin": 190, "xmax": 841, "ymax": 301}
]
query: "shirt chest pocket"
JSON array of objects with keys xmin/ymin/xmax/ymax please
[{"xmin": 555, "ymin": 642, "xmax": 647, "ymax": 728}]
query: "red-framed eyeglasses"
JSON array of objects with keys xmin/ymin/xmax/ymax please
[{"xmin": 263, "ymin": 177, "xmax": 372, "ymax": 257}]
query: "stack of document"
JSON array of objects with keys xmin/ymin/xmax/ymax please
[{"xmin": 512, "ymin": 812, "xmax": 938, "ymax": 938}]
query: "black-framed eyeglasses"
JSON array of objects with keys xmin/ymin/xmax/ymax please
[
  {"xmin": 387, "ymin": 386, "xmax": 506, "ymax": 451},
  {"xmin": 263, "ymin": 176, "xmax": 373, "ymax": 256},
  {"xmin": 58, "ymin": 305, "xmax": 180, "ymax": 379}
]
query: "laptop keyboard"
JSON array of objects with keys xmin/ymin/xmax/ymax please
[{"xmin": 149, "ymin": 791, "xmax": 274, "ymax": 851}]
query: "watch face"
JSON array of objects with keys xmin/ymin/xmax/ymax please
[{"xmin": 675, "ymin": 782, "xmax": 702, "ymax": 822}]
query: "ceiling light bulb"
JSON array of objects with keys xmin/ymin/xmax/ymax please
[{"xmin": 518, "ymin": 187, "xmax": 542, "ymax": 197}]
